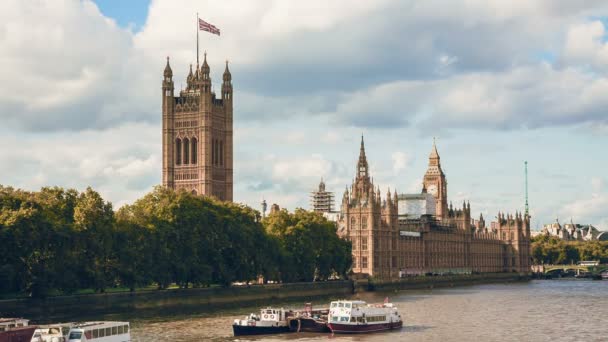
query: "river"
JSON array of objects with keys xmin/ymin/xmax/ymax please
[{"xmin": 121, "ymin": 280, "xmax": 606, "ymax": 341}]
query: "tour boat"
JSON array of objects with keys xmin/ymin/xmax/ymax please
[
  {"xmin": 327, "ymin": 299, "xmax": 403, "ymax": 334},
  {"xmin": 31, "ymin": 323, "xmax": 73, "ymax": 342},
  {"xmin": 232, "ymin": 307, "xmax": 291, "ymax": 336},
  {"xmin": 0, "ymin": 318, "xmax": 37, "ymax": 342},
  {"xmin": 65, "ymin": 322, "xmax": 130, "ymax": 342}
]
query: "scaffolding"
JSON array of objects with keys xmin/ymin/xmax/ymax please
[{"xmin": 310, "ymin": 179, "xmax": 334, "ymax": 213}]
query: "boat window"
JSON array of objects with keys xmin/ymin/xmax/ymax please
[
  {"xmin": 118, "ymin": 325, "xmax": 123, "ymax": 334},
  {"xmin": 332, "ymin": 316, "xmax": 338, "ymax": 322},
  {"xmin": 93, "ymin": 329, "xmax": 99, "ymax": 338},
  {"xmin": 106, "ymin": 327, "xmax": 111, "ymax": 336},
  {"xmin": 345, "ymin": 303, "xmax": 351, "ymax": 308},
  {"xmin": 338, "ymin": 303, "xmax": 344, "ymax": 308},
  {"xmin": 68, "ymin": 332, "xmax": 82, "ymax": 339},
  {"xmin": 124, "ymin": 325, "xmax": 129, "ymax": 333},
  {"xmin": 340, "ymin": 317, "xmax": 349, "ymax": 322},
  {"xmin": 112, "ymin": 326, "xmax": 118, "ymax": 335},
  {"xmin": 331, "ymin": 303, "xmax": 337, "ymax": 308},
  {"xmin": 357, "ymin": 317, "xmax": 364, "ymax": 322},
  {"xmin": 99, "ymin": 328, "xmax": 105, "ymax": 337},
  {"xmin": 350, "ymin": 317, "xmax": 356, "ymax": 322},
  {"xmin": 266, "ymin": 310, "xmax": 272, "ymax": 314}
]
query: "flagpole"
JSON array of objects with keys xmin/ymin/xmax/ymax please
[{"xmin": 196, "ymin": 12, "xmax": 199, "ymax": 65}]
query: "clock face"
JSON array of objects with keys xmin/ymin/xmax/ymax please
[{"xmin": 427, "ymin": 184, "xmax": 438, "ymax": 196}]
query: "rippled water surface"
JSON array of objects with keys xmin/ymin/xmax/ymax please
[{"xmin": 128, "ymin": 280, "xmax": 607, "ymax": 342}]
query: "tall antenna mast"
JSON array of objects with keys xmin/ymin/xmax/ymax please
[{"xmin": 525, "ymin": 161, "xmax": 529, "ymax": 217}]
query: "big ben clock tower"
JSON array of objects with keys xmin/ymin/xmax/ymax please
[{"xmin": 423, "ymin": 139, "xmax": 448, "ymax": 219}]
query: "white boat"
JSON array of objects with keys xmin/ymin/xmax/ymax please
[
  {"xmin": 327, "ymin": 299, "xmax": 403, "ymax": 334},
  {"xmin": 31, "ymin": 324, "xmax": 73, "ymax": 342},
  {"xmin": 232, "ymin": 307, "xmax": 291, "ymax": 336},
  {"xmin": 65, "ymin": 322, "xmax": 130, "ymax": 342}
]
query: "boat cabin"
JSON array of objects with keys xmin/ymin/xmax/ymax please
[
  {"xmin": 66, "ymin": 322, "xmax": 129, "ymax": 342},
  {"xmin": 0, "ymin": 318, "xmax": 29, "ymax": 332}
]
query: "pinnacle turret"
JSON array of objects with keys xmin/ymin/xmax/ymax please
[{"xmin": 163, "ymin": 56, "xmax": 173, "ymax": 78}]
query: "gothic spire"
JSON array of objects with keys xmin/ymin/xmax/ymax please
[
  {"xmin": 223, "ymin": 59, "xmax": 231, "ymax": 82},
  {"xmin": 163, "ymin": 56, "xmax": 173, "ymax": 78},
  {"xmin": 201, "ymin": 51, "xmax": 210, "ymax": 75},
  {"xmin": 357, "ymin": 135, "xmax": 369, "ymax": 178}
]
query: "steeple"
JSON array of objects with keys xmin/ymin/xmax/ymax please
[
  {"xmin": 223, "ymin": 60, "xmax": 231, "ymax": 82},
  {"xmin": 201, "ymin": 51, "xmax": 210, "ymax": 78},
  {"xmin": 163, "ymin": 56, "xmax": 173, "ymax": 78},
  {"xmin": 430, "ymin": 137, "xmax": 440, "ymax": 160},
  {"xmin": 222, "ymin": 59, "xmax": 233, "ymax": 101},
  {"xmin": 357, "ymin": 135, "xmax": 369, "ymax": 178}
]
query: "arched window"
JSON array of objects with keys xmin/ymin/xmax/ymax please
[
  {"xmin": 175, "ymin": 138, "xmax": 182, "ymax": 165},
  {"xmin": 191, "ymin": 138, "xmax": 197, "ymax": 164},
  {"xmin": 211, "ymin": 139, "xmax": 215, "ymax": 166},
  {"xmin": 213, "ymin": 139, "xmax": 220, "ymax": 166},
  {"xmin": 191, "ymin": 189, "xmax": 197, "ymax": 195},
  {"xmin": 183, "ymin": 138, "xmax": 189, "ymax": 164},
  {"xmin": 219, "ymin": 140, "xmax": 224, "ymax": 166}
]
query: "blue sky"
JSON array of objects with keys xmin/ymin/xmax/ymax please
[{"xmin": 2, "ymin": 0, "xmax": 608, "ymax": 231}]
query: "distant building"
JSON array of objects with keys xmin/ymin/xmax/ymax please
[
  {"xmin": 540, "ymin": 219, "xmax": 608, "ymax": 241},
  {"xmin": 334, "ymin": 136, "xmax": 531, "ymax": 279},
  {"xmin": 310, "ymin": 179, "xmax": 335, "ymax": 213}
]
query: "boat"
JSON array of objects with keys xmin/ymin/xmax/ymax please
[
  {"xmin": 327, "ymin": 299, "xmax": 403, "ymax": 334},
  {"xmin": 31, "ymin": 323, "xmax": 73, "ymax": 342},
  {"xmin": 65, "ymin": 322, "xmax": 130, "ymax": 342},
  {"xmin": 601, "ymin": 271, "xmax": 608, "ymax": 280},
  {"xmin": 232, "ymin": 307, "xmax": 292, "ymax": 336},
  {"xmin": 0, "ymin": 318, "xmax": 37, "ymax": 342},
  {"xmin": 287, "ymin": 303, "xmax": 330, "ymax": 333}
]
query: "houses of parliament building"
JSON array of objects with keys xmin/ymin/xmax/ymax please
[
  {"xmin": 332, "ymin": 137, "xmax": 531, "ymax": 278},
  {"xmin": 161, "ymin": 54, "xmax": 233, "ymax": 201}
]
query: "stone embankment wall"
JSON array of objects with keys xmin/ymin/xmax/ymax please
[
  {"xmin": 0, "ymin": 281, "xmax": 354, "ymax": 322},
  {"xmin": 0, "ymin": 274, "xmax": 527, "ymax": 322},
  {"xmin": 359, "ymin": 273, "xmax": 526, "ymax": 292}
]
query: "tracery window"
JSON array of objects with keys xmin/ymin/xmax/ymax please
[
  {"xmin": 183, "ymin": 138, "xmax": 190, "ymax": 164},
  {"xmin": 191, "ymin": 138, "xmax": 198, "ymax": 164},
  {"xmin": 175, "ymin": 138, "xmax": 182, "ymax": 165}
]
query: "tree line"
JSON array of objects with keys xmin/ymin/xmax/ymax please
[
  {"xmin": 531, "ymin": 235, "xmax": 608, "ymax": 265},
  {"xmin": 0, "ymin": 185, "xmax": 351, "ymax": 298}
]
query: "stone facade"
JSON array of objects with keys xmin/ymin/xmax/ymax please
[
  {"xmin": 336, "ymin": 137, "xmax": 531, "ymax": 279},
  {"xmin": 161, "ymin": 54, "xmax": 233, "ymax": 201}
]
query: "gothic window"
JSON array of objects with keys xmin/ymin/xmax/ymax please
[
  {"xmin": 362, "ymin": 257, "xmax": 368, "ymax": 269},
  {"xmin": 191, "ymin": 138, "xmax": 198, "ymax": 164},
  {"xmin": 219, "ymin": 140, "xmax": 224, "ymax": 166},
  {"xmin": 175, "ymin": 138, "xmax": 182, "ymax": 165},
  {"xmin": 212, "ymin": 140, "xmax": 215, "ymax": 166},
  {"xmin": 361, "ymin": 216, "xmax": 367, "ymax": 229},
  {"xmin": 191, "ymin": 189, "xmax": 197, "ymax": 195},
  {"xmin": 350, "ymin": 217, "xmax": 356, "ymax": 228},
  {"xmin": 183, "ymin": 138, "xmax": 190, "ymax": 164},
  {"xmin": 214, "ymin": 139, "xmax": 219, "ymax": 166},
  {"xmin": 362, "ymin": 237, "xmax": 368, "ymax": 251}
]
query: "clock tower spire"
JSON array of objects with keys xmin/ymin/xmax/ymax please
[{"xmin": 423, "ymin": 138, "xmax": 448, "ymax": 219}]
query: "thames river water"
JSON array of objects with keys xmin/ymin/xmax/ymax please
[{"xmin": 127, "ymin": 280, "xmax": 607, "ymax": 342}]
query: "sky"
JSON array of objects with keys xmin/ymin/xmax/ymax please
[{"xmin": 1, "ymin": 0, "xmax": 608, "ymax": 231}]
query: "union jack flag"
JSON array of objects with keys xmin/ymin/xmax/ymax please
[{"xmin": 199, "ymin": 18, "xmax": 220, "ymax": 36}]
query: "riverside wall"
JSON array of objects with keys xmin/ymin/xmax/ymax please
[{"xmin": 0, "ymin": 274, "xmax": 527, "ymax": 322}]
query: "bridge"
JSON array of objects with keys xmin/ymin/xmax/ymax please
[{"xmin": 532, "ymin": 264, "xmax": 608, "ymax": 275}]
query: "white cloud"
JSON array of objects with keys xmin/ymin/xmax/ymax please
[{"xmin": 391, "ymin": 152, "xmax": 410, "ymax": 174}]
